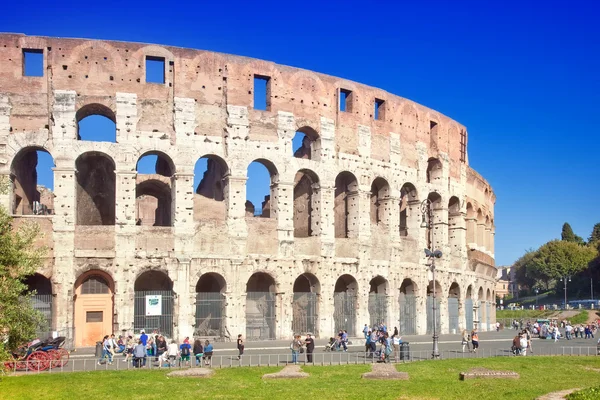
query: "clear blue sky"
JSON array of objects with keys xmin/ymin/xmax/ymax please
[{"xmin": 4, "ymin": 0, "xmax": 599, "ymax": 266}]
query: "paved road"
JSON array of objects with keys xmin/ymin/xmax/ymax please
[{"xmin": 11, "ymin": 329, "xmax": 600, "ymax": 373}]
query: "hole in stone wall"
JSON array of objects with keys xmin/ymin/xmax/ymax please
[
  {"xmin": 374, "ymin": 98, "xmax": 385, "ymax": 121},
  {"xmin": 253, "ymin": 75, "xmax": 271, "ymax": 111},
  {"xmin": 194, "ymin": 155, "xmax": 228, "ymax": 221},
  {"xmin": 426, "ymin": 158, "xmax": 443, "ymax": 183},
  {"xmin": 370, "ymin": 177, "xmax": 390, "ymax": 226},
  {"xmin": 399, "ymin": 182, "xmax": 417, "ymax": 237},
  {"xmin": 146, "ymin": 56, "xmax": 165, "ymax": 84},
  {"xmin": 10, "ymin": 148, "xmax": 55, "ymax": 215},
  {"xmin": 246, "ymin": 160, "xmax": 277, "ymax": 218},
  {"xmin": 334, "ymin": 171, "xmax": 358, "ymax": 238},
  {"xmin": 23, "ymin": 49, "xmax": 43, "ymax": 77},
  {"xmin": 339, "ymin": 88, "xmax": 352, "ymax": 113},
  {"xmin": 75, "ymin": 152, "xmax": 116, "ymax": 226}
]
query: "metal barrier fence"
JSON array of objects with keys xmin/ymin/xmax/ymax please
[{"xmin": 4, "ymin": 345, "xmax": 598, "ymax": 374}]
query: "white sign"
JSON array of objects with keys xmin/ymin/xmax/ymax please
[{"xmin": 146, "ymin": 295, "xmax": 162, "ymax": 316}]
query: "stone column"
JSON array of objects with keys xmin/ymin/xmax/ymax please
[
  {"xmin": 116, "ymin": 92, "xmax": 138, "ymax": 143},
  {"xmin": 416, "ymin": 286, "xmax": 427, "ymax": 335},
  {"xmin": 477, "ymin": 221, "xmax": 486, "ymax": 251},
  {"xmin": 273, "ymin": 180, "xmax": 294, "ymax": 257},
  {"xmin": 458, "ymin": 296, "xmax": 466, "ymax": 332},
  {"xmin": 0, "ymin": 95, "xmax": 11, "ymax": 209},
  {"xmin": 278, "ymin": 291, "xmax": 293, "ymax": 339},
  {"xmin": 52, "ymin": 90, "xmax": 77, "ymax": 141},
  {"xmin": 407, "ymin": 199, "xmax": 421, "ymax": 240},
  {"xmin": 175, "ymin": 258, "xmax": 193, "ymax": 339},
  {"xmin": 173, "ymin": 167, "xmax": 195, "ymax": 254},
  {"xmin": 319, "ymin": 184, "xmax": 335, "ymax": 257},
  {"xmin": 223, "ymin": 174, "xmax": 248, "ymax": 255},
  {"xmin": 466, "ymin": 216, "xmax": 477, "ymax": 247},
  {"xmin": 439, "ymin": 296, "xmax": 449, "ymax": 334}
]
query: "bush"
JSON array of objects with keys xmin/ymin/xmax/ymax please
[{"xmin": 567, "ymin": 386, "xmax": 600, "ymax": 399}]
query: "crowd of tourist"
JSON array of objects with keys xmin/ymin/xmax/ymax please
[{"xmin": 97, "ymin": 330, "xmax": 214, "ymax": 368}]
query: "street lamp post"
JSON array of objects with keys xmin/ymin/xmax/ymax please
[
  {"xmin": 560, "ymin": 275, "xmax": 571, "ymax": 309},
  {"xmin": 421, "ymin": 198, "xmax": 442, "ymax": 359}
]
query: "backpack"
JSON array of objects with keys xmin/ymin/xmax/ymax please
[{"xmin": 181, "ymin": 346, "xmax": 190, "ymax": 356}]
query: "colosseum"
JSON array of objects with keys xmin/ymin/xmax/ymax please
[{"xmin": 0, "ymin": 34, "xmax": 497, "ymax": 347}]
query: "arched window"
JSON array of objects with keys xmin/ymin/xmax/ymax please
[
  {"xmin": 194, "ymin": 155, "xmax": 228, "ymax": 221},
  {"xmin": 75, "ymin": 152, "xmax": 116, "ymax": 225},
  {"xmin": 294, "ymin": 169, "xmax": 320, "ymax": 238},
  {"xmin": 135, "ymin": 152, "xmax": 175, "ymax": 227},
  {"xmin": 370, "ymin": 178, "xmax": 390, "ymax": 226},
  {"xmin": 10, "ymin": 148, "xmax": 55, "ymax": 215},
  {"xmin": 76, "ymin": 104, "xmax": 117, "ymax": 143},
  {"xmin": 426, "ymin": 158, "xmax": 443, "ymax": 183},
  {"xmin": 334, "ymin": 172, "xmax": 359, "ymax": 238},
  {"xmin": 292, "ymin": 126, "xmax": 320, "ymax": 160},
  {"xmin": 399, "ymin": 183, "xmax": 418, "ymax": 237},
  {"xmin": 80, "ymin": 275, "xmax": 110, "ymax": 295},
  {"xmin": 245, "ymin": 159, "xmax": 278, "ymax": 218}
]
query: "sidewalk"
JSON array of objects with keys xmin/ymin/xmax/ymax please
[{"xmin": 69, "ymin": 330, "xmax": 514, "ymax": 357}]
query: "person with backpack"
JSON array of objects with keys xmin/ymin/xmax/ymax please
[{"xmin": 180, "ymin": 338, "xmax": 192, "ymax": 366}]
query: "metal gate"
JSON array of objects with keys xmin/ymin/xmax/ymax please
[
  {"xmin": 368, "ymin": 293, "xmax": 387, "ymax": 328},
  {"xmin": 334, "ymin": 292, "xmax": 356, "ymax": 336},
  {"xmin": 31, "ymin": 294, "xmax": 52, "ymax": 334},
  {"xmin": 195, "ymin": 292, "xmax": 225, "ymax": 337},
  {"xmin": 398, "ymin": 293, "xmax": 417, "ymax": 335},
  {"xmin": 426, "ymin": 295, "xmax": 441, "ymax": 334},
  {"xmin": 448, "ymin": 297, "xmax": 459, "ymax": 333},
  {"xmin": 246, "ymin": 292, "xmax": 276, "ymax": 340},
  {"xmin": 486, "ymin": 302, "xmax": 491, "ymax": 330},
  {"xmin": 134, "ymin": 290, "xmax": 174, "ymax": 337},
  {"xmin": 292, "ymin": 292, "xmax": 318, "ymax": 335},
  {"xmin": 465, "ymin": 298, "xmax": 474, "ymax": 331}
]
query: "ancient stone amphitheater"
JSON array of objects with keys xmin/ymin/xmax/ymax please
[{"xmin": 0, "ymin": 34, "xmax": 496, "ymax": 346}]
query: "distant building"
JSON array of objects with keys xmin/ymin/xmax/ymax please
[{"xmin": 496, "ymin": 266, "xmax": 519, "ymax": 299}]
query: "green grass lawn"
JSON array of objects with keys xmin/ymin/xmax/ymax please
[
  {"xmin": 496, "ymin": 309, "xmax": 555, "ymax": 319},
  {"xmin": 3, "ymin": 356, "xmax": 600, "ymax": 400}
]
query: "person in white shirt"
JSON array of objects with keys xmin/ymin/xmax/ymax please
[
  {"xmin": 519, "ymin": 334, "xmax": 528, "ymax": 356},
  {"xmin": 159, "ymin": 340, "xmax": 180, "ymax": 368}
]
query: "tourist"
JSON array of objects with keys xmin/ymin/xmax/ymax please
[
  {"xmin": 180, "ymin": 338, "xmax": 192, "ymax": 366},
  {"xmin": 363, "ymin": 324, "xmax": 369, "ymax": 339},
  {"xmin": 140, "ymin": 329, "xmax": 148, "ymax": 346},
  {"xmin": 133, "ymin": 340, "xmax": 147, "ymax": 368},
  {"xmin": 203, "ymin": 340, "xmax": 214, "ymax": 366},
  {"xmin": 304, "ymin": 333, "xmax": 315, "ymax": 363},
  {"xmin": 365, "ymin": 331, "xmax": 371, "ymax": 354},
  {"xmin": 369, "ymin": 330, "xmax": 378, "ymax": 355},
  {"xmin": 471, "ymin": 328, "xmax": 479, "ymax": 352},
  {"xmin": 147, "ymin": 337, "xmax": 156, "ymax": 358},
  {"xmin": 341, "ymin": 330, "xmax": 349, "ymax": 352},
  {"xmin": 392, "ymin": 332, "xmax": 401, "ymax": 362},
  {"xmin": 98, "ymin": 335, "xmax": 113, "ymax": 365},
  {"xmin": 237, "ymin": 334, "xmax": 244, "ymax": 360},
  {"xmin": 519, "ymin": 333, "xmax": 527, "ymax": 356},
  {"xmin": 115, "ymin": 335, "xmax": 125, "ymax": 354},
  {"xmin": 193, "ymin": 339, "xmax": 204, "ymax": 366},
  {"xmin": 290, "ymin": 334, "xmax": 302, "ymax": 364},
  {"xmin": 167, "ymin": 339, "xmax": 179, "ymax": 365},
  {"xmin": 156, "ymin": 335, "xmax": 168, "ymax": 360},
  {"xmin": 123, "ymin": 335, "xmax": 135, "ymax": 363},
  {"xmin": 496, "ymin": 321, "xmax": 500, "ymax": 332},
  {"xmin": 461, "ymin": 329, "xmax": 471, "ymax": 353}
]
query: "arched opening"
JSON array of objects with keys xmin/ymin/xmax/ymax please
[
  {"xmin": 426, "ymin": 157, "xmax": 443, "ymax": 184},
  {"xmin": 399, "ymin": 279, "xmax": 417, "ymax": 335},
  {"xmin": 195, "ymin": 273, "xmax": 227, "ymax": 338},
  {"xmin": 333, "ymin": 274, "xmax": 358, "ymax": 336},
  {"xmin": 448, "ymin": 282, "xmax": 460, "ymax": 333},
  {"xmin": 246, "ymin": 272, "xmax": 276, "ymax": 340},
  {"xmin": 134, "ymin": 270, "xmax": 174, "ymax": 337},
  {"xmin": 10, "ymin": 148, "xmax": 55, "ymax": 215},
  {"xmin": 368, "ymin": 276, "xmax": 388, "ymax": 329},
  {"xmin": 448, "ymin": 196, "xmax": 461, "ymax": 256},
  {"xmin": 294, "ymin": 169, "xmax": 320, "ymax": 238},
  {"xmin": 465, "ymin": 285, "xmax": 474, "ymax": 331},
  {"xmin": 245, "ymin": 159, "xmax": 278, "ymax": 218},
  {"xmin": 135, "ymin": 152, "xmax": 174, "ymax": 227},
  {"xmin": 75, "ymin": 152, "xmax": 116, "ymax": 225},
  {"xmin": 292, "ymin": 126, "xmax": 320, "ymax": 160},
  {"xmin": 194, "ymin": 155, "xmax": 228, "ymax": 221},
  {"xmin": 292, "ymin": 273, "xmax": 320, "ymax": 336},
  {"xmin": 484, "ymin": 215, "xmax": 491, "ymax": 251},
  {"xmin": 370, "ymin": 177, "xmax": 390, "ymax": 226},
  {"xmin": 334, "ymin": 172, "xmax": 359, "ymax": 238},
  {"xmin": 426, "ymin": 192, "xmax": 442, "ymax": 249},
  {"xmin": 74, "ymin": 270, "xmax": 114, "ymax": 347},
  {"xmin": 76, "ymin": 104, "xmax": 117, "ymax": 143},
  {"xmin": 426, "ymin": 280, "xmax": 442, "ymax": 334},
  {"xmin": 24, "ymin": 274, "xmax": 53, "ymax": 334},
  {"xmin": 399, "ymin": 183, "xmax": 418, "ymax": 237}
]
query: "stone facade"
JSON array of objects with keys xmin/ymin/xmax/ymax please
[{"xmin": 0, "ymin": 34, "xmax": 497, "ymax": 345}]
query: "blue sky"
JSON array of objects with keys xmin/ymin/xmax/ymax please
[{"xmin": 5, "ymin": 0, "xmax": 599, "ymax": 266}]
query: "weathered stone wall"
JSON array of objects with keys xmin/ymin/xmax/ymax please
[{"xmin": 0, "ymin": 34, "xmax": 497, "ymax": 341}]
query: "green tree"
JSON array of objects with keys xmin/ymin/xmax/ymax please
[
  {"xmin": 513, "ymin": 249, "xmax": 538, "ymax": 289},
  {"xmin": 588, "ymin": 223, "xmax": 600, "ymax": 244},
  {"xmin": 561, "ymin": 222, "xmax": 584, "ymax": 244},
  {"xmin": 529, "ymin": 240, "xmax": 596, "ymax": 285},
  {"xmin": 0, "ymin": 192, "xmax": 45, "ymax": 359}
]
